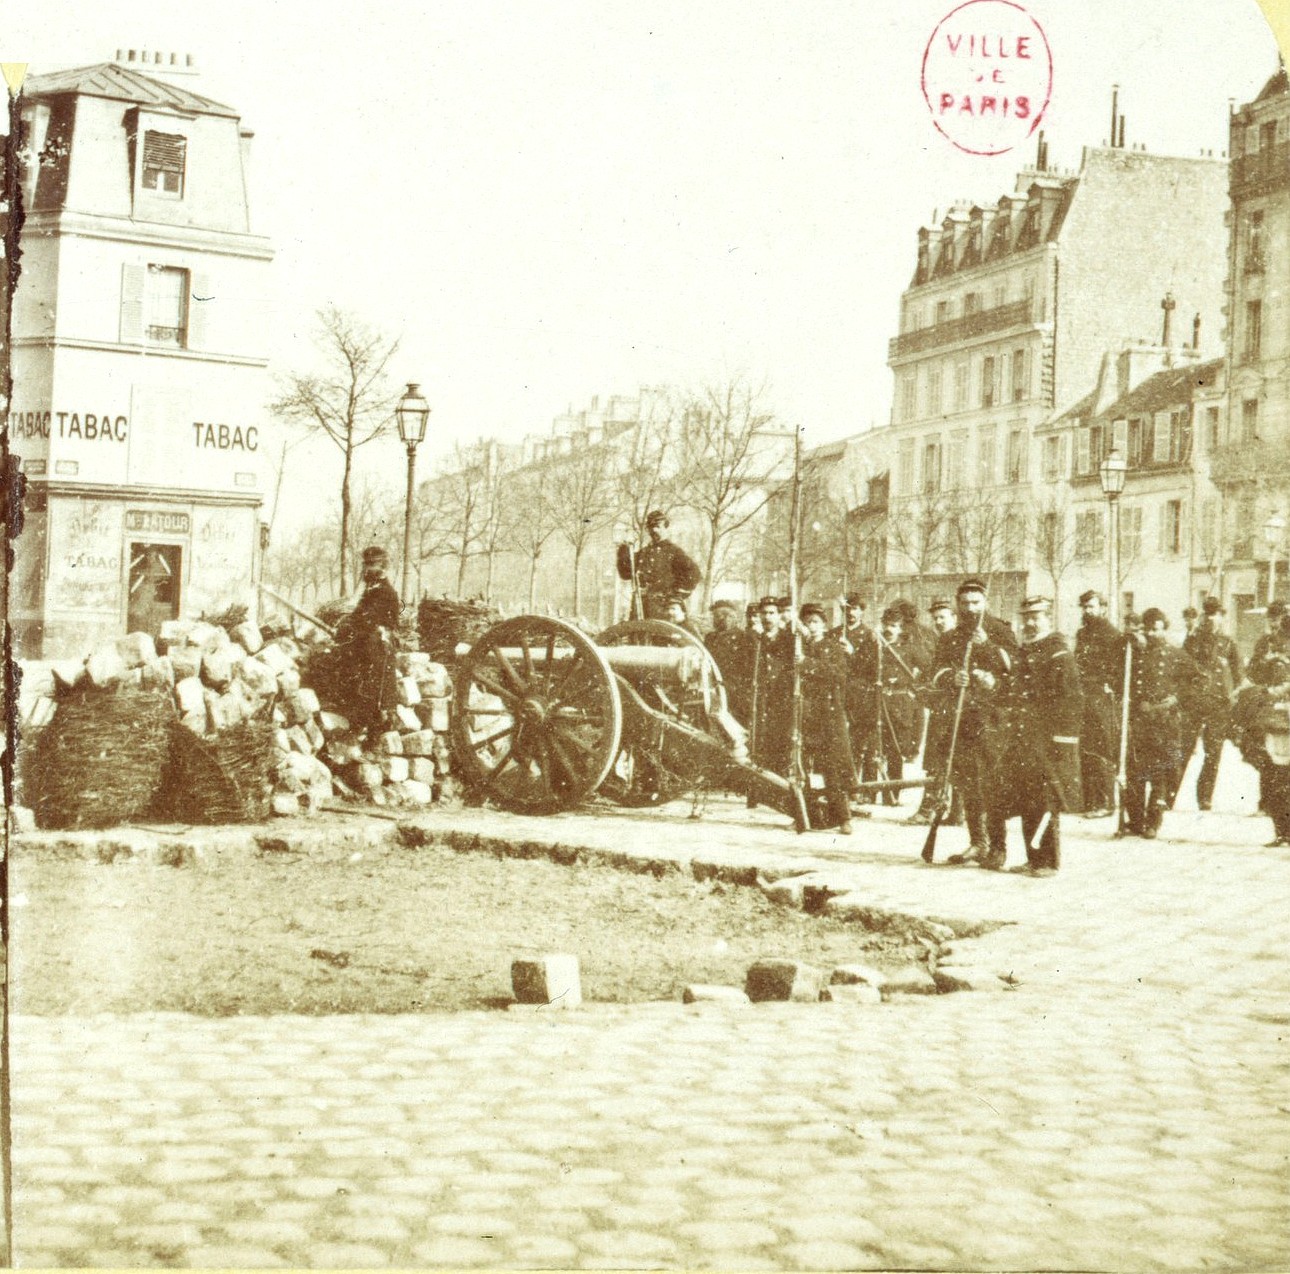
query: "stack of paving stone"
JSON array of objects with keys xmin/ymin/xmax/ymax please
[{"xmin": 15, "ymin": 618, "xmax": 464, "ymax": 826}]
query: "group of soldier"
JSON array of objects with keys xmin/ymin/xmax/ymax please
[{"xmin": 617, "ymin": 510, "xmax": 1290, "ymax": 871}]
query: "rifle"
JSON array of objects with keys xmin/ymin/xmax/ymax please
[
  {"xmin": 257, "ymin": 583, "xmax": 337, "ymax": 639},
  {"xmin": 872, "ymin": 630, "xmax": 889, "ymax": 787},
  {"xmin": 626, "ymin": 540, "xmax": 643, "ymax": 621},
  {"xmin": 1115, "ymin": 637, "xmax": 1134, "ymax": 835},
  {"xmin": 747, "ymin": 628, "xmax": 762, "ymax": 763},
  {"xmin": 921, "ymin": 629, "xmax": 974, "ymax": 863},
  {"xmin": 785, "ymin": 425, "xmax": 811, "ymax": 833}
]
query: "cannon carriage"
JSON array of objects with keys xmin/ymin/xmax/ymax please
[{"xmin": 451, "ymin": 615, "xmax": 802, "ymax": 826}]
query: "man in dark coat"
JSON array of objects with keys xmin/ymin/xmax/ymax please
[
  {"xmin": 1074, "ymin": 589, "xmax": 1124, "ymax": 817},
  {"xmin": 1180, "ymin": 596, "xmax": 1244, "ymax": 810},
  {"xmin": 832, "ymin": 594, "xmax": 880, "ymax": 796},
  {"xmin": 911, "ymin": 598, "xmax": 964, "ymax": 825},
  {"xmin": 749, "ymin": 595, "xmax": 794, "ymax": 777},
  {"xmin": 1002, "ymin": 596, "xmax": 1082, "ymax": 875},
  {"xmin": 873, "ymin": 606, "xmax": 924, "ymax": 806},
  {"xmin": 616, "ymin": 510, "xmax": 702, "ymax": 620},
  {"xmin": 799, "ymin": 603, "xmax": 854, "ymax": 834},
  {"xmin": 932, "ymin": 579, "xmax": 1017, "ymax": 868},
  {"xmin": 1239, "ymin": 610, "xmax": 1290, "ymax": 846},
  {"xmin": 334, "ymin": 545, "xmax": 401, "ymax": 737},
  {"xmin": 705, "ymin": 599, "xmax": 756, "ymax": 727},
  {"xmin": 1122, "ymin": 607, "xmax": 1201, "ymax": 839}
]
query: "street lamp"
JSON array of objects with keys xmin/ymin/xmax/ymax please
[
  {"xmin": 1099, "ymin": 448, "xmax": 1127, "ymax": 625},
  {"xmin": 395, "ymin": 382, "xmax": 431, "ymax": 605},
  {"xmin": 1264, "ymin": 512, "xmax": 1286, "ymax": 607}
]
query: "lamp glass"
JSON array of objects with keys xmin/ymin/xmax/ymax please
[
  {"xmin": 1099, "ymin": 448, "xmax": 1127, "ymax": 497},
  {"xmin": 396, "ymin": 382, "xmax": 430, "ymax": 446},
  {"xmin": 1264, "ymin": 513, "xmax": 1286, "ymax": 546}
]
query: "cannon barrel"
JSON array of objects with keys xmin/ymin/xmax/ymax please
[{"xmin": 486, "ymin": 642, "xmax": 702, "ymax": 687}]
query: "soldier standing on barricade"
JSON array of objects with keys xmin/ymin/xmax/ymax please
[
  {"xmin": 831, "ymin": 594, "xmax": 880, "ymax": 797},
  {"xmin": 933, "ymin": 579, "xmax": 1017, "ymax": 869},
  {"xmin": 616, "ymin": 510, "xmax": 702, "ymax": 619},
  {"xmin": 1179, "ymin": 596, "xmax": 1244, "ymax": 810},
  {"xmin": 873, "ymin": 606, "xmax": 923, "ymax": 806},
  {"xmin": 1235, "ymin": 608, "xmax": 1290, "ymax": 846},
  {"xmin": 1074, "ymin": 589, "xmax": 1124, "ymax": 818},
  {"xmin": 705, "ymin": 599, "xmax": 756, "ymax": 727},
  {"xmin": 798, "ymin": 602, "xmax": 855, "ymax": 835},
  {"xmin": 334, "ymin": 545, "xmax": 401, "ymax": 740},
  {"xmin": 1121, "ymin": 607, "xmax": 1200, "ymax": 839},
  {"xmin": 749, "ymin": 595, "xmax": 794, "ymax": 778},
  {"xmin": 911, "ymin": 598, "xmax": 964, "ymax": 826},
  {"xmin": 1000, "ymin": 597, "xmax": 1082, "ymax": 876}
]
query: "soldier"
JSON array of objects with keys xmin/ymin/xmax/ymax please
[
  {"xmin": 933, "ymin": 579, "xmax": 1017, "ymax": 868},
  {"xmin": 799, "ymin": 603, "xmax": 854, "ymax": 834},
  {"xmin": 334, "ymin": 545, "xmax": 401, "ymax": 738},
  {"xmin": 745, "ymin": 603, "xmax": 763, "ymax": 636},
  {"xmin": 1074, "ymin": 589, "xmax": 1124, "ymax": 817},
  {"xmin": 832, "ymin": 594, "xmax": 880, "ymax": 795},
  {"xmin": 911, "ymin": 599, "xmax": 964, "ymax": 825},
  {"xmin": 750, "ymin": 595, "xmax": 794, "ymax": 777},
  {"xmin": 1239, "ymin": 609, "xmax": 1290, "ymax": 845},
  {"xmin": 874, "ymin": 606, "xmax": 923, "ymax": 805},
  {"xmin": 616, "ymin": 510, "xmax": 702, "ymax": 620},
  {"xmin": 1180, "ymin": 596, "xmax": 1244, "ymax": 810},
  {"xmin": 1122, "ymin": 607, "xmax": 1200, "ymax": 839},
  {"xmin": 663, "ymin": 593, "xmax": 703, "ymax": 641},
  {"xmin": 1182, "ymin": 606, "xmax": 1201, "ymax": 639},
  {"xmin": 705, "ymin": 599, "xmax": 756, "ymax": 727},
  {"xmin": 1001, "ymin": 597, "xmax": 1082, "ymax": 876},
  {"xmin": 894, "ymin": 597, "xmax": 936, "ymax": 677}
]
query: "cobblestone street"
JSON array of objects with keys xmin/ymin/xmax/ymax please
[{"xmin": 10, "ymin": 753, "xmax": 1290, "ymax": 1269}]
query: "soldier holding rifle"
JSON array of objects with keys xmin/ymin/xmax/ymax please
[
  {"xmin": 616, "ymin": 510, "xmax": 702, "ymax": 620},
  {"xmin": 798, "ymin": 602, "xmax": 855, "ymax": 834},
  {"xmin": 1074, "ymin": 589, "xmax": 1123, "ymax": 818}
]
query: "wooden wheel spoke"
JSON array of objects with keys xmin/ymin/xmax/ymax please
[
  {"xmin": 521, "ymin": 631, "xmax": 535, "ymax": 683},
  {"xmin": 467, "ymin": 706, "xmax": 512, "ymax": 718},
  {"xmin": 542, "ymin": 630, "xmax": 558, "ymax": 695},
  {"xmin": 551, "ymin": 726, "xmax": 600, "ymax": 760},
  {"xmin": 472, "ymin": 722, "xmax": 514, "ymax": 751},
  {"xmin": 471, "ymin": 670, "xmax": 519, "ymax": 706},
  {"xmin": 548, "ymin": 651, "xmax": 586, "ymax": 703},
  {"xmin": 483, "ymin": 749, "xmax": 519, "ymax": 788},
  {"xmin": 491, "ymin": 647, "xmax": 528, "ymax": 695},
  {"xmin": 545, "ymin": 732, "xmax": 584, "ymax": 790}
]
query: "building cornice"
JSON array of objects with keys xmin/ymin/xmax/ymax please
[
  {"xmin": 27, "ymin": 479, "xmax": 263, "ymax": 507},
  {"xmin": 19, "ymin": 210, "xmax": 274, "ymax": 261},
  {"xmin": 13, "ymin": 335, "xmax": 269, "ymax": 369},
  {"xmin": 904, "ymin": 242, "xmax": 1052, "ymax": 298}
]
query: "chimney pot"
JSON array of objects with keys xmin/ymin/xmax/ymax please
[{"xmin": 127, "ymin": 49, "xmax": 137, "ymax": 61}]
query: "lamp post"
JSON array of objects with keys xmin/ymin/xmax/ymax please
[
  {"xmin": 1099, "ymin": 448, "xmax": 1127, "ymax": 625},
  {"xmin": 395, "ymin": 383, "xmax": 430, "ymax": 606},
  {"xmin": 1264, "ymin": 512, "xmax": 1286, "ymax": 607}
]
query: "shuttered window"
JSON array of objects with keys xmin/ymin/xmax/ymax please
[{"xmin": 142, "ymin": 130, "xmax": 186, "ymax": 196}]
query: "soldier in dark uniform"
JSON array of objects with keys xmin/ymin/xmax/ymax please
[
  {"xmin": 705, "ymin": 599, "xmax": 756, "ymax": 727},
  {"xmin": 894, "ymin": 597, "xmax": 936, "ymax": 680},
  {"xmin": 750, "ymin": 595, "xmax": 794, "ymax": 777},
  {"xmin": 932, "ymin": 579, "xmax": 1017, "ymax": 868},
  {"xmin": 616, "ymin": 510, "xmax": 702, "ymax": 620},
  {"xmin": 874, "ymin": 606, "xmax": 923, "ymax": 805},
  {"xmin": 663, "ymin": 593, "xmax": 704, "ymax": 641},
  {"xmin": 334, "ymin": 545, "xmax": 401, "ymax": 738},
  {"xmin": 1238, "ymin": 610, "xmax": 1290, "ymax": 845},
  {"xmin": 831, "ymin": 594, "xmax": 880, "ymax": 796},
  {"xmin": 911, "ymin": 599, "xmax": 964, "ymax": 825},
  {"xmin": 799, "ymin": 603, "xmax": 854, "ymax": 834},
  {"xmin": 1074, "ymin": 589, "xmax": 1124, "ymax": 817},
  {"xmin": 1122, "ymin": 607, "xmax": 1200, "ymax": 839},
  {"xmin": 1180, "ymin": 596, "xmax": 1244, "ymax": 810},
  {"xmin": 1002, "ymin": 597, "xmax": 1082, "ymax": 876}
]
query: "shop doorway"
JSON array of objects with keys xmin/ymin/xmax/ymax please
[{"xmin": 127, "ymin": 543, "xmax": 182, "ymax": 634}]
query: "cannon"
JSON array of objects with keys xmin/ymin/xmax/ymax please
[{"xmin": 451, "ymin": 615, "xmax": 804, "ymax": 826}]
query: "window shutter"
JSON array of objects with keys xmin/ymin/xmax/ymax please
[
  {"xmin": 187, "ymin": 270, "xmax": 209, "ymax": 351},
  {"xmin": 1077, "ymin": 428, "xmax": 1090, "ymax": 476},
  {"xmin": 1112, "ymin": 418, "xmax": 1128, "ymax": 455},
  {"xmin": 120, "ymin": 263, "xmax": 145, "ymax": 343},
  {"xmin": 1058, "ymin": 435, "xmax": 1068, "ymax": 478},
  {"xmin": 1153, "ymin": 415, "xmax": 1170, "ymax": 463}
]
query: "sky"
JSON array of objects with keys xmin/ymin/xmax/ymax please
[{"xmin": 8, "ymin": 0, "xmax": 1284, "ymax": 532}]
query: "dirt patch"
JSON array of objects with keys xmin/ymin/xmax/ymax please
[{"xmin": 11, "ymin": 841, "xmax": 933, "ymax": 1015}]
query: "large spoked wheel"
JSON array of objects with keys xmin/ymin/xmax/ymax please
[{"xmin": 452, "ymin": 617, "xmax": 622, "ymax": 813}]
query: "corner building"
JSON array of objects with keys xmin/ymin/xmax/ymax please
[
  {"xmin": 8, "ymin": 57, "xmax": 274, "ymax": 657},
  {"xmin": 882, "ymin": 142, "xmax": 1227, "ymax": 621}
]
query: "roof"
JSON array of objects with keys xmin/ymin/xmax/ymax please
[
  {"xmin": 1255, "ymin": 62, "xmax": 1288, "ymax": 104},
  {"xmin": 25, "ymin": 62, "xmax": 238, "ymax": 118},
  {"xmin": 1099, "ymin": 357, "xmax": 1224, "ymax": 420}
]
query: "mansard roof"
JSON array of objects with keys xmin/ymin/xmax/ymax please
[{"xmin": 25, "ymin": 62, "xmax": 238, "ymax": 118}]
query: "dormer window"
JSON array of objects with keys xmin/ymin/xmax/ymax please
[{"xmin": 142, "ymin": 130, "xmax": 186, "ymax": 197}]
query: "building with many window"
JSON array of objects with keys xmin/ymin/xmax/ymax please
[
  {"xmin": 7, "ymin": 53, "xmax": 274, "ymax": 657},
  {"xmin": 878, "ymin": 134, "xmax": 1228, "ymax": 624}
]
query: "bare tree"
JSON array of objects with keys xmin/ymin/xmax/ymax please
[
  {"xmin": 428, "ymin": 443, "xmax": 489, "ymax": 598},
  {"xmin": 271, "ymin": 306, "xmax": 400, "ymax": 591},
  {"xmin": 1031, "ymin": 492, "xmax": 1080, "ymax": 627},
  {"xmin": 615, "ymin": 396, "xmax": 683, "ymax": 544},
  {"xmin": 675, "ymin": 378, "xmax": 789, "ymax": 607},
  {"xmin": 508, "ymin": 467, "xmax": 560, "ymax": 611},
  {"xmin": 545, "ymin": 438, "xmax": 617, "ymax": 616}
]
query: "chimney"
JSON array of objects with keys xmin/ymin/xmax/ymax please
[
  {"xmin": 1192, "ymin": 312, "xmax": 1202, "ymax": 350},
  {"xmin": 1110, "ymin": 85, "xmax": 1119, "ymax": 149},
  {"xmin": 114, "ymin": 48, "xmax": 198, "ymax": 79},
  {"xmin": 1118, "ymin": 114, "xmax": 1126, "ymax": 149},
  {"xmin": 1161, "ymin": 291, "xmax": 1176, "ymax": 346}
]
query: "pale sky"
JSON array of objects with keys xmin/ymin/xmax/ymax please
[{"xmin": 10, "ymin": 0, "xmax": 1283, "ymax": 531}]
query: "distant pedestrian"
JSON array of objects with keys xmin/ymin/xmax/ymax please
[
  {"xmin": 616, "ymin": 510, "xmax": 702, "ymax": 620},
  {"xmin": 1074, "ymin": 589, "xmax": 1123, "ymax": 817},
  {"xmin": 1179, "ymin": 596, "xmax": 1243, "ymax": 810},
  {"xmin": 1001, "ymin": 597, "xmax": 1082, "ymax": 876}
]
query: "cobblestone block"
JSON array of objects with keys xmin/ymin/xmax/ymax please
[
  {"xmin": 512, "ymin": 954, "xmax": 582, "ymax": 1008},
  {"xmin": 829, "ymin": 962, "xmax": 887, "ymax": 987},
  {"xmin": 381, "ymin": 756, "xmax": 410, "ymax": 783},
  {"xmin": 409, "ymin": 756, "xmax": 437, "ymax": 785},
  {"xmin": 116, "ymin": 631, "xmax": 158, "ymax": 668},
  {"xmin": 683, "ymin": 984, "xmax": 751, "ymax": 1005},
  {"xmin": 86, "ymin": 645, "xmax": 127, "ymax": 688},
  {"xmin": 932, "ymin": 964, "xmax": 1010, "ymax": 992},
  {"xmin": 222, "ymin": 1219, "xmax": 312, "ymax": 1244},
  {"xmin": 402, "ymin": 729, "xmax": 437, "ymax": 757},
  {"xmin": 411, "ymin": 1236, "xmax": 502, "ymax": 1265},
  {"xmin": 201, "ymin": 646, "xmax": 234, "ymax": 690},
  {"xmin": 231, "ymin": 620, "xmax": 263, "ymax": 654},
  {"xmin": 745, "ymin": 959, "xmax": 825, "ymax": 1002},
  {"xmin": 396, "ymin": 705, "xmax": 422, "ymax": 731},
  {"xmin": 881, "ymin": 965, "xmax": 939, "ymax": 996},
  {"xmin": 820, "ymin": 982, "xmax": 882, "ymax": 1004},
  {"xmin": 424, "ymin": 697, "xmax": 451, "ymax": 732},
  {"xmin": 185, "ymin": 1245, "xmax": 290, "ymax": 1268}
]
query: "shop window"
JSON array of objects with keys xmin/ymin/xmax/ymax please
[{"xmin": 142, "ymin": 130, "xmax": 186, "ymax": 197}]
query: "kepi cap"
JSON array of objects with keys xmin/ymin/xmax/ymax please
[
  {"xmin": 843, "ymin": 593, "xmax": 866, "ymax": 609},
  {"xmin": 645, "ymin": 509, "xmax": 668, "ymax": 528},
  {"xmin": 928, "ymin": 597, "xmax": 953, "ymax": 614},
  {"xmin": 1019, "ymin": 595, "xmax": 1052, "ymax": 614},
  {"xmin": 799, "ymin": 602, "xmax": 827, "ymax": 624},
  {"xmin": 956, "ymin": 577, "xmax": 988, "ymax": 597},
  {"xmin": 1201, "ymin": 597, "xmax": 1223, "ymax": 616},
  {"xmin": 1141, "ymin": 607, "xmax": 1168, "ymax": 629},
  {"xmin": 361, "ymin": 545, "xmax": 389, "ymax": 567},
  {"xmin": 1078, "ymin": 589, "xmax": 1105, "ymax": 606}
]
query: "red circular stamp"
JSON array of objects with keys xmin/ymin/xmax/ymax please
[{"xmin": 922, "ymin": 0, "xmax": 1052, "ymax": 156}]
